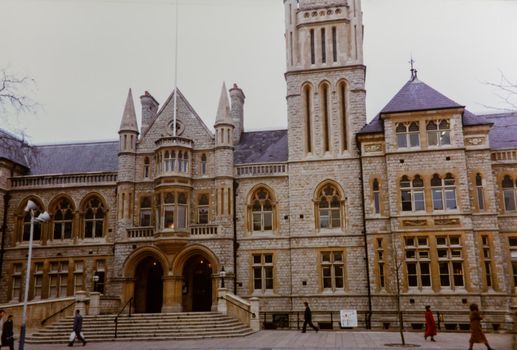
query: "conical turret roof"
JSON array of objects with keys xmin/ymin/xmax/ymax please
[
  {"xmin": 215, "ymin": 82, "xmax": 232, "ymax": 125},
  {"xmin": 119, "ymin": 88, "xmax": 139, "ymax": 133}
]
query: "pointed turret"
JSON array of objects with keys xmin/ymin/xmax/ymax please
[
  {"xmin": 119, "ymin": 89, "xmax": 139, "ymax": 133},
  {"xmin": 215, "ymin": 82, "xmax": 232, "ymax": 125}
]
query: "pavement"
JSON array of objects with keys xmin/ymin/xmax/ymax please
[{"xmin": 22, "ymin": 330, "xmax": 514, "ymax": 350}]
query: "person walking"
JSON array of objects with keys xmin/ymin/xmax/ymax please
[
  {"xmin": 302, "ymin": 302, "xmax": 318, "ymax": 333},
  {"xmin": 424, "ymin": 305, "xmax": 437, "ymax": 341},
  {"xmin": 1, "ymin": 315, "xmax": 14, "ymax": 350},
  {"xmin": 68, "ymin": 310, "xmax": 87, "ymax": 347},
  {"xmin": 0, "ymin": 309, "xmax": 6, "ymax": 350},
  {"xmin": 468, "ymin": 303, "xmax": 494, "ymax": 350}
]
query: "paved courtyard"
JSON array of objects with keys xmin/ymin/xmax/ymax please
[{"xmin": 23, "ymin": 330, "xmax": 513, "ymax": 350}]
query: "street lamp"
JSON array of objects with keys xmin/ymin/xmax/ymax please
[
  {"xmin": 220, "ymin": 266, "xmax": 226, "ymax": 289},
  {"xmin": 19, "ymin": 200, "xmax": 49, "ymax": 350}
]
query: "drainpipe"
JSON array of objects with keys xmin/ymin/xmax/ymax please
[
  {"xmin": 232, "ymin": 180, "xmax": 239, "ymax": 294},
  {"xmin": 356, "ymin": 133, "xmax": 372, "ymax": 329},
  {"xmin": 0, "ymin": 192, "xmax": 11, "ymax": 278}
]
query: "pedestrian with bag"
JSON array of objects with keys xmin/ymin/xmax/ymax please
[
  {"xmin": 68, "ymin": 310, "xmax": 87, "ymax": 347},
  {"xmin": 424, "ymin": 305, "xmax": 437, "ymax": 342},
  {"xmin": 1, "ymin": 315, "xmax": 14, "ymax": 350},
  {"xmin": 468, "ymin": 303, "xmax": 494, "ymax": 350},
  {"xmin": 302, "ymin": 302, "xmax": 319, "ymax": 333}
]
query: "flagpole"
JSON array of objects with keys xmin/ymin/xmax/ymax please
[{"xmin": 173, "ymin": 0, "xmax": 179, "ymax": 136}]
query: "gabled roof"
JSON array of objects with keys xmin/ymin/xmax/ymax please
[
  {"xmin": 463, "ymin": 110, "xmax": 493, "ymax": 127},
  {"xmin": 484, "ymin": 111, "xmax": 517, "ymax": 150},
  {"xmin": 0, "ymin": 129, "xmax": 31, "ymax": 168},
  {"xmin": 381, "ymin": 78, "xmax": 463, "ymax": 114},
  {"xmin": 28, "ymin": 141, "xmax": 119, "ymax": 175},
  {"xmin": 234, "ymin": 130, "xmax": 288, "ymax": 164}
]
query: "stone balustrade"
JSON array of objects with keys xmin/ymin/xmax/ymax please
[
  {"xmin": 491, "ymin": 150, "xmax": 517, "ymax": 162},
  {"xmin": 235, "ymin": 163, "xmax": 287, "ymax": 178},
  {"xmin": 155, "ymin": 136, "xmax": 193, "ymax": 149},
  {"xmin": 127, "ymin": 227, "xmax": 155, "ymax": 239},
  {"xmin": 190, "ymin": 224, "xmax": 218, "ymax": 237},
  {"xmin": 11, "ymin": 172, "xmax": 117, "ymax": 188}
]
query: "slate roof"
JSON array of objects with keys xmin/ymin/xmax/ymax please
[
  {"xmin": 28, "ymin": 141, "xmax": 119, "ymax": 175},
  {"xmin": 381, "ymin": 78, "xmax": 463, "ymax": 114},
  {"xmin": 484, "ymin": 112, "xmax": 517, "ymax": 150},
  {"xmin": 0, "ymin": 129, "xmax": 30, "ymax": 168},
  {"xmin": 234, "ymin": 130, "xmax": 288, "ymax": 164},
  {"xmin": 462, "ymin": 110, "xmax": 493, "ymax": 127}
]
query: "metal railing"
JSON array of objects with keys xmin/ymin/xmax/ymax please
[
  {"xmin": 114, "ymin": 297, "xmax": 133, "ymax": 338},
  {"xmin": 41, "ymin": 301, "xmax": 76, "ymax": 325}
]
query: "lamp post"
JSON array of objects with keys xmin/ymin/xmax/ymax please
[
  {"xmin": 19, "ymin": 200, "xmax": 49, "ymax": 350},
  {"xmin": 220, "ymin": 266, "xmax": 226, "ymax": 289}
]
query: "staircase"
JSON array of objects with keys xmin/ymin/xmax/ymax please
[{"xmin": 26, "ymin": 312, "xmax": 255, "ymax": 344}]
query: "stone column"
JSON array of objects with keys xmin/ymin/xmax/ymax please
[
  {"xmin": 250, "ymin": 297, "xmax": 260, "ymax": 332},
  {"xmin": 75, "ymin": 291, "xmax": 88, "ymax": 315},
  {"xmin": 217, "ymin": 288, "xmax": 228, "ymax": 315},
  {"xmin": 162, "ymin": 275, "xmax": 182, "ymax": 312},
  {"xmin": 89, "ymin": 292, "xmax": 101, "ymax": 315}
]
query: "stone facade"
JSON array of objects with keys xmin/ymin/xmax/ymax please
[{"xmin": 1, "ymin": 0, "xmax": 516, "ymax": 332}]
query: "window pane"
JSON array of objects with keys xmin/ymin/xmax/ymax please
[
  {"xmin": 414, "ymin": 192, "xmax": 425, "ymax": 211},
  {"xmin": 409, "ymin": 133, "xmax": 420, "ymax": 147},
  {"xmin": 323, "ymin": 266, "xmax": 332, "ymax": 288},
  {"xmin": 440, "ymin": 131, "xmax": 451, "ymax": 145},
  {"xmin": 177, "ymin": 205, "xmax": 187, "ymax": 229},
  {"xmin": 428, "ymin": 131, "xmax": 438, "ymax": 146},
  {"xmin": 445, "ymin": 190, "xmax": 457, "ymax": 209},
  {"xmin": 265, "ymin": 267, "xmax": 273, "ymax": 289},
  {"xmin": 401, "ymin": 190, "xmax": 412, "ymax": 211},
  {"xmin": 253, "ymin": 255, "xmax": 261, "ymax": 264},
  {"xmin": 263, "ymin": 212, "xmax": 273, "ymax": 231},
  {"xmin": 440, "ymin": 262, "xmax": 450, "ymax": 286},
  {"xmin": 252, "ymin": 213, "xmax": 262, "ymax": 231},
  {"xmin": 453, "ymin": 262, "xmax": 464, "ymax": 286},
  {"xmin": 253, "ymin": 267, "xmax": 262, "ymax": 289},
  {"xmin": 504, "ymin": 190, "xmax": 516, "ymax": 211},
  {"xmin": 335, "ymin": 265, "xmax": 344, "ymax": 288},
  {"xmin": 265, "ymin": 255, "xmax": 273, "ymax": 264},
  {"xmin": 397, "ymin": 134, "xmax": 407, "ymax": 148},
  {"xmin": 320, "ymin": 210, "xmax": 329, "ymax": 228},
  {"xmin": 330, "ymin": 209, "xmax": 340, "ymax": 227},
  {"xmin": 432, "ymin": 189, "xmax": 443, "ymax": 210}
]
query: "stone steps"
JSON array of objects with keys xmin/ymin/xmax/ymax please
[{"xmin": 26, "ymin": 312, "xmax": 255, "ymax": 344}]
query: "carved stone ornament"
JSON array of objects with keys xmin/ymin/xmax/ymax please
[
  {"xmin": 364, "ymin": 144, "xmax": 383, "ymax": 153},
  {"xmin": 466, "ymin": 137, "xmax": 484, "ymax": 146},
  {"xmin": 434, "ymin": 218, "xmax": 460, "ymax": 226},
  {"xmin": 402, "ymin": 219, "xmax": 427, "ymax": 227}
]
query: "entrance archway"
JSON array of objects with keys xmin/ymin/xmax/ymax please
[
  {"xmin": 182, "ymin": 255, "xmax": 213, "ymax": 312},
  {"xmin": 134, "ymin": 256, "xmax": 163, "ymax": 313}
]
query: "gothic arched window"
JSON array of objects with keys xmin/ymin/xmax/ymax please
[
  {"xmin": 400, "ymin": 175, "xmax": 425, "ymax": 212},
  {"xmin": 431, "ymin": 173, "xmax": 457, "ymax": 210},
  {"xmin": 251, "ymin": 188, "xmax": 274, "ymax": 232},
  {"xmin": 317, "ymin": 184, "xmax": 342, "ymax": 229},
  {"xmin": 503, "ymin": 175, "xmax": 517, "ymax": 211},
  {"xmin": 83, "ymin": 197, "xmax": 105, "ymax": 238},
  {"xmin": 53, "ymin": 198, "xmax": 74, "ymax": 240},
  {"xmin": 22, "ymin": 199, "xmax": 44, "ymax": 242}
]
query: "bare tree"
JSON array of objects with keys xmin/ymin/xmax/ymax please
[
  {"xmin": 485, "ymin": 71, "xmax": 517, "ymax": 111},
  {"xmin": 391, "ymin": 238, "xmax": 406, "ymax": 346},
  {"xmin": 0, "ymin": 68, "xmax": 37, "ymax": 116}
]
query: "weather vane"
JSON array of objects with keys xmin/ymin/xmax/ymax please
[{"xmin": 409, "ymin": 56, "xmax": 418, "ymax": 80}]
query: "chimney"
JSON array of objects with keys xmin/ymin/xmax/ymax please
[{"xmin": 140, "ymin": 91, "xmax": 159, "ymax": 135}]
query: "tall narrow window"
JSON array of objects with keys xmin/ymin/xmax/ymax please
[
  {"xmin": 53, "ymin": 198, "xmax": 73, "ymax": 240},
  {"xmin": 290, "ymin": 31, "xmax": 293, "ymax": 66},
  {"xmin": 310, "ymin": 29, "xmax": 315, "ymax": 64},
  {"xmin": 318, "ymin": 184, "xmax": 342, "ymax": 228},
  {"xmin": 431, "ymin": 174, "xmax": 457, "ymax": 210},
  {"xmin": 373, "ymin": 179, "xmax": 381, "ymax": 214},
  {"xmin": 376, "ymin": 238, "xmax": 385, "ymax": 288},
  {"xmin": 427, "ymin": 119, "xmax": 451, "ymax": 146},
  {"xmin": 436, "ymin": 235, "xmax": 464, "ymax": 289},
  {"xmin": 11, "ymin": 263, "xmax": 22, "ymax": 301},
  {"xmin": 163, "ymin": 192, "xmax": 175, "ymax": 229},
  {"xmin": 94, "ymin": 260, "xmax": 105, "ymax": 294},
  {"xmin": 503, "ymin": 175, "xmax": 517, "ymax": 211},
  {"xmin": 253, "ymin": 253, "xmax": 273, "ymax": 292},
  {"xmin": 405, "ymin": 236, "xmax": 431, "ymax": 288},
  {"xmin": 321, "ymin": 28, "xmax": 326, "ymax": 63},
  {"xmin": 177, "ymin": 193, "xmax": 187, "ymax": 229},
  {"xmin": 474, "ymin": 173, "xmax": 485, "ymax": 210},
  {"xmin": 33, "ymin": 262, "xmax": 44, "ymax": 299},
  {"xmin": 321, "ymin": 84, "xmax": 330, "ymax": 152},
  {"xmin": 400, "ymin": 175, "xmax": 425, "ymax": 212},
  {"xmin": 178, "ymin": 151, "xmax": 183, "ymax": 172},
  {"xmin": 140, "ymin": 196, "xmax": 152, "ymax": 226},
  {"xmin": 509, "ymin": 237, "xmax": 517, "ymax": 288},
  {"xmin": 481, "ymin": 235, "xmax": 493, "ymax": 288},
  {"xmin": 84, "ymin": 197, "xmax": 105, "ymax": 238},
  {"xmin": 144, "ymin": 157, "xmax": 150, "ymax": 178},
  {"xmin": 332, "ymin": 27, "xmax": 337, "ymax": 62},
  {"xmin": 304, "ymin": 85, "xmax": 312, "ymax": 153},
  {"xmin": 198, "ymin": 194, "xmax": 209, "ymax": 224},
  {"xmin": 201, "ymin": 154, "xmax": 207, "ymax": 175},
  {"xmin": 339, "ymin": 81, "xmax": 347, "ymax": 150},
  {"xmin": 321, "ymin": 251, "xmax": 344, "ymax": 291},
  {"xmin": 183, "ymin": 152, "xmax": 189, "ymax": 172},
  {"xmin": 49, "ymin": 261, "xmax": 69, "ymax": 298},
  {"xmin": 73, "ymin": 261, "xmax": 84, "ymax": 294},
  {"xmin": 251, "ymin": 189, "xmax": 273, "ymax": 232}
]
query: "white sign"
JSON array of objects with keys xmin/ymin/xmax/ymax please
[{"xmin": 340, "ymin": 309, "xmax": 358, "ymax": 328}]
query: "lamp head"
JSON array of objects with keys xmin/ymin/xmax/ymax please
[
  {"xmin": 36, "ymin": 212, "xmax": 50, "ymax": 223},
  {"xmin": 24, "ymin": 200, "xmax": 38, "ymax": 212}
]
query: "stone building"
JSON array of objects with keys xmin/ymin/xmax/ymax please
[{"xmin": 1, "ymin": 0, "xmax": 516, "ymax": 330}]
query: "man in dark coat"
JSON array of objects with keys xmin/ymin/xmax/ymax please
[
  {"xmin": 68, "ymin": 310, "xmax": 87, "ymax": 347},
  {"xmin": 302, "ymin": 302, "xmax": 319, "ymax": 333},
  {"xmin": 1, "ymin": 315, "xmax": 14, "ymax": 350}
]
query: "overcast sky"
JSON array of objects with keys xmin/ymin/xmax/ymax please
[{"xmin": 1, "ymin": 0, "xmax": 516, "ymax": 144}]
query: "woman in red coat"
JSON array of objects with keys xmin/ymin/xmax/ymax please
[{"xmin": 424, "ymin": 305, "xmax": 437, "ymax": 341}]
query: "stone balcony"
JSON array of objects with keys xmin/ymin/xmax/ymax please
[{"xmin": 126, "ymin": 225, "xmax": 219, "ymax": 241}]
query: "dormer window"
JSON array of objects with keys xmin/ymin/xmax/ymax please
[
  {"xmin": 396, "ymin": 122, "xmax": 420, "ymax": 148},
  {"xmin": 427, "ymin": 120, "xmax": 451, "ymax": 146}
]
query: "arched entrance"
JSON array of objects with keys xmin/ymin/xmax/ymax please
[
  {"xmin": 134, "ymin": 256, "xmax": 163, "ymax": 313},
  {"xmin": 182, "ymin": 254, "xmax": 213, "ymax": 312}
]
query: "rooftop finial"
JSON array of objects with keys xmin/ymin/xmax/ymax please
[{"xmin": 409, "ymin": 56, "xmax": 418, "ymax": 81}]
